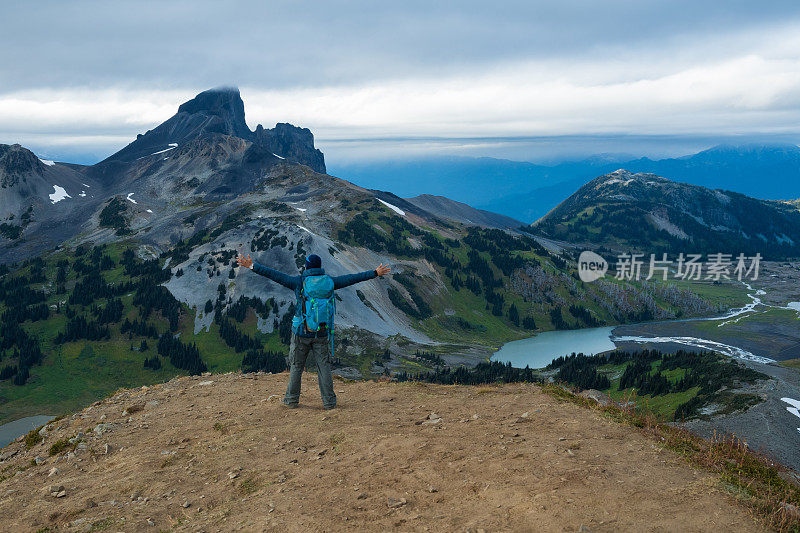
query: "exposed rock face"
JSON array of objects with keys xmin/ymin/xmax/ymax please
[
  {"xmin": 176, "ymin": 87, "xmax": 251, "ymax": 140},
  {"xmin": 0, "ymin": 144, "xmax": 99, "ymax": 244},
  {"xmin": 99, "ymin": 87, "xmax": 325, "ymax": 174},
  {"xmin": 98, "ymin": 87, "xmax": 252, "ymax": 166},
  {"xmin": 0, "ymin": 144, "xmax": 45, "ymax": 188},
  {"xmin": 252, "ymin": 123, "xmax": 326, "ymax": 173}
]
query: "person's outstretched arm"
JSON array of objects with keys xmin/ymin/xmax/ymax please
[
  {"xmin": 332, "ymin": 263, "xmax": 391, "ymax": 289},
  {"xmin": 236, "ymin": 254, "xmax": 298, "ymax": 290}
]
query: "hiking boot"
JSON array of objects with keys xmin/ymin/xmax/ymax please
[{"xmin": 283, "ymin": 401, "xmax": 299, "ymax": 409}]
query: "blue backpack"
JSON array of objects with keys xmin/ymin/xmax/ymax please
[{"xmin": 293, "ymin": 274, "xmax": 336, "ymax": 352}]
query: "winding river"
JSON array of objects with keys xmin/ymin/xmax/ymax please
[{"xmin": 493, "ymin": 283, "xmax": 780, "ymax": 368}]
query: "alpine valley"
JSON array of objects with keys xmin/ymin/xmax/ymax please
[{"xmin": 0, "ymin": 87, "xmax": 799, "ymax": 457}]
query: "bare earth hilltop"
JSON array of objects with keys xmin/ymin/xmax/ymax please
[{"xmin": 0, "ymin": 373, "xmax": 769, "ymax": 532}]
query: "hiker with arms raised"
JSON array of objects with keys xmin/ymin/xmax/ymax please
[{"xmin": 236, "ymin": 253, "xmax": 391, "ymax": 409}]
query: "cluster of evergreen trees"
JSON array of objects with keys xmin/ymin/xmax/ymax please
[
  {"xmin": 551, "ymin": 352, "xmax": 611, "ymax": 390},
  {"xmin": 568, "ymin": 304, "xmax": 599, "ymax": 327},
  {"xmin": 618, "ymin": 359, "xmax": 672, "ymax": 395},
  {"xmin": 413, "ymin": 350, "xmax": 443, "ymax": 366},
  {"xmin": 0, "ymin": 258, "xmax": 50, "ymax": 384},
  {"xmin": 338, "ymin": 210, "xmax": 555, "ymax": 332},
  {"xmin": 217, "ymin": 315, "xmax": 263, "ymax": 352},
  {"xmin": 143, "ymin": 355, "xmax": 162, "ymax": 370},
  {"xmin": 390, "ymin": 273, "xmax": 432, "ymax": 320},
  {"xmin": 251, "ymin": 227, "xmax": 286, "ymax": 252},
  {"xmin": 55, "ymin": 315, "xmax": 111, "ymax": 342},
  {"xmin": 548, "ymin": 349, "xmax": 768, "ymax": 420},
  {"xmin": 549, "ymin": 308, "xmax": 570, "ymax": 330},
  {"xmin": 396, "ymin": 360, "xmax": 541, "ymax": 386},
  {"xmin": 0, "ymin": 320, "xmax": 43, "ymax": 386},
  {"xmin": 93, "ymin": 298, "xmax": 124, "ymax": 324},
  {"xmin": 120, "ymin": 317, "xmax": 159, "ymax": 339},
  {"xmin": 98, "ymin": 197, "xmax": 130, "ymax": 235},
  {"xmin": 216, "ymin": 301, "xmax": 288, "ymax": 374},
  {"xmin": 241, "ymin": 349, "xmax": 286, "ymax": 373},
  {"xmin": 337, "ymin": 211, "xmax": 422, "ymax": 257},
  {"xmin": 157, "ymin": 334, "xmax": 206, "ymax": 375},
  {"xmin": 227, "ymin": 295, "xmax": 275, "ymax": 322}
]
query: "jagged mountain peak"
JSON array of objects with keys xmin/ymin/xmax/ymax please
[
  {"xmin": 177, "ymin": 86, "xmax": 242, "ymax": 113},
  {"xmin": 252, "ymin": 122, "xmax": 325, "ymax": 173},
  {"xmin": 175, "ymin": 86, "xmax": 250, "ymax": 139},
  {"xmin": 99, "ymin": 88, "xmax": 252, "ymax": 165},
  {"xmin": 98, "ymin": 87, "xmax": 325, "ymax": 173},
  {"xmin": 0, "ymin": 143, "xmax": 45, "ymax": 188}
]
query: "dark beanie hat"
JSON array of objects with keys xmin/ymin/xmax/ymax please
[{"xmin": 305, "ymin": 254, "xmax": 322, "ymax": 269}]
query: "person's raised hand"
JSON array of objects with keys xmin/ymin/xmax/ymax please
[
  {"xmin": 376, "ymin": 264, "xmax": 391, "ymax": 277},
  {"xmin": 236, "ymin": 254, "xmax": 253, "ymax": 269}
]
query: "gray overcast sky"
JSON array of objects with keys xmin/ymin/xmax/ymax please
[{"xmin": 2, "ymin": 0, "xmax": 800, "ymax": 163}]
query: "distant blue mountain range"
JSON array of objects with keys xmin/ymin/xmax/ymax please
[{"xmin": 329, "ymin": 143, "xmax": 800, "ymax": 223}]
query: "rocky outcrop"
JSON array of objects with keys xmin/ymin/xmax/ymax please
[
  {"xmin": 0, "ymin": 144, "xmax": 97, "ymax": 241},
  {"xmin": 0, "ymin": 144, "xmax": 45, "ymax": 188},
  {"xmin": 175, "ymin": 86, "xmax": 251, "ymax": 140},
  {"xmin": 99, "ymin": 87, "xmax": 325, "ymax": 174},
  {"xmin": 252, "ymin": 122, "xmax": 326, "ymax": 174}
]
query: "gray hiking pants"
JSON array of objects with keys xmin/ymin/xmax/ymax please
[{"xmin": 284, "ymin": 334, "xmax": 336, "ymax": 409}]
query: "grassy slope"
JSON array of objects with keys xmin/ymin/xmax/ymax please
[
  {"xmin": 780, "ymin": 358, "xmax": 800, "ymax": 370},
  {"xmin": 343, "ymin": 204, "xmax": 749, "ymax": 351},
  {"xmin": 0, "ymin": 243, "xmax": 286, "ymax": 424}
]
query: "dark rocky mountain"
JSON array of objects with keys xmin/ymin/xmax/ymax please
[
  {"xmin": 0, "ymin": 88, "xmax": 336, "ymax": 262},
  {"xmin": 98, "ymin": 88, "xmax": 253, "ymax": 165},
  {"xmin": 0, "ymin": 144, "xmax": 101, "ymax": 242},
  {"xmin": 252, "ymin": 122, "xmax": 325, "ymax": 174},
  {"xmin": 97, "ymin": 87, "xmax": 325, "ymax": 174},
  {"xmin": 0, "ymin": 143, "xmax": 46, "ymax": 188},
  {"xmin": 534, "ymin": 169, "xmax": 800, "ymax": 258}
]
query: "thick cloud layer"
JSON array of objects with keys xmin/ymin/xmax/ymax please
[{"xmin": 2, "ymin": 1, "xmax": 800, "ymax": 163}]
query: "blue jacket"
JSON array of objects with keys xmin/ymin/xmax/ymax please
[{"xmin": 251, "ymin": 263, "xmax": 377, "ymax": 337}]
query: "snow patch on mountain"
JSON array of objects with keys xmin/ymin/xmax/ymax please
[
  {"xmin": 378, "ymin": 199, "xmax": 405, "ymax": 216},
  {"xmin": 49, "ymin": 185, "xmax": 71, "ymax": 204},
  {"xmin": 782, "ymin": 398, "xmax": 800, "ymax": 434},
  {"xmin": 147, "ymin": 143, "xmax": 178, "ymax": 157}
]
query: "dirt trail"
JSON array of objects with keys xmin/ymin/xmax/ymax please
[{"xmin": 0, "ymin": 373, "xmax": 767, "ymax": 532}]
